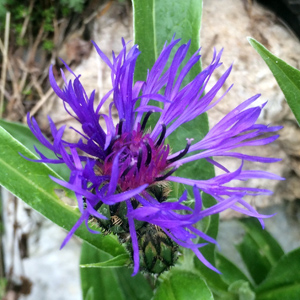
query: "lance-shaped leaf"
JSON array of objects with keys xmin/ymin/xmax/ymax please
[
  {"xmin": 236, "ymin": 218, "xmax": 284, "ymax": 285},
  {"xmin": 0, "ymin": 125, "xmax": 125, "ymax": 257},
  {"xmin": 239, "ymin": 218, "xmax": 284, "ymax": 265},
  {"xmin": 132, "ymin": 0, "xmax": 215, "ymax": 193},
  {"xmin": 81, "ymin": 253, "xmax": 130, "ymax": 268},
  {"xmin": 256, "ymin": 248, "xmax": 300, "ymax": 300},
  {"xmin": 132, "ymin": 0, "xmax": 218, "ymax": 288},
  {"xmin": 249, "ymin": 37, "xmax": 300, "ymax": 125},
  {"xmin": 216, "ymin": 252, "xmax": 252, "ymax": 287},
  {"xmin": 0, "ymin": 119, "xmax": 70, "ymax": 180},
  {"xmin": 133, "ymin": 0, "xmax": 203, "ymax": 82},
  {"xmin": 80, "ymin": 242, "xmax": 153, "ymax": 300},
  {"xmin": 237, "ymin": 218, "xmax": 284, "ymax": 284}
]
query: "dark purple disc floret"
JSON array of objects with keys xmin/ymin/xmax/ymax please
[{"xmin": 26, "ymin": 37, "xmax": 284, "ymax": 275}]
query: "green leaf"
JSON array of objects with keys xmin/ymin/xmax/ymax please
[
  {"xmin": 80, "ymin": 242, "xmax": 126, "ymax": 300},
  {"xmin": 80, "ymin": 242, "xmax": 153, "ymax": 300},
  {"xmin": 132, "ymin": 0, "xmax": 215, "ymax": 199},
  {"xmin": 81, "ymin": 253, "xmax": 130, "ymax": 268},
  {"xmin": 0, "ymin": 118, "xmax": 70, "ymax": 180},
  {"xmin": 256, "ymin": 248, "xmax": 300, "ymax": 300},
  {"xmin": 132, "ymin": 0, "xmax": 155, "ymax": 81},
  {"xmin": 216, "ymin": 252, "xmax": 252, "ymax": 286},
  {"xmin": 133, "ymin": 1, "xmax": 218, "ymax": 281},
  {"xmin": 193, "ymin": 194, "xmax": 227, "ymax": 292},
  {"xmin": 0, "ymin": 125, "xmax": 125, "ymax": 257},
  {"xmin": 133, "ymin": 1, "xmax": 220, "ymax": 295},
  {"xmin": 132, "ymin": 0, "xmax": 206, "ymax": 154},
  {"xmin": 0, "ymin": 278, "xmax": 7, "ymax": 300},
  {"xmin": 228, "ymin": 280, "xmax": 255, "ymax": 300},
  {"xmin": 248, "ymin": 37, "xmax": 300, "ymax": 125},
  {"xmin": 236, "ymin": 218, "xmax": 284, "ymax": 285},
  {"xmin": 237, "ymin": 233, "xmax": 271, "ymax": 285},
  {"xmin": 114, "ymin": 268, "xmax": 154, "ymax": 300},
  {"xmin": 132, "ymin": 0, "xmax": 206, "ymax": 155},
  {"xmin": 133, "ymin": 0, "xmax": 203, "ymax": 83},
  {"xmin": 239, "ymin": 218, "xmax": 284, "ymax": 265},
  {"xmin": 132, "ymin": 0, "xmax": 216, "ymax": 217},
  {"xmin": 153, "ymin": 269, "xmax": 214, "ymax": 300},
  {"xmin": 257, "ymin": 285, "xmax": 300, "ymax": 300},
  {"xmin": 0, "ymin": 119, "xmax": 41, "ymax": 153},
  {"xmin": 84, "ymin": 287, "xmax": 94, "ymax": 300}
]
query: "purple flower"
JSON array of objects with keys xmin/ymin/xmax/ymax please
[{"xmin": 26, "ymin": 38, "xmax": 283, "ymax": 275}]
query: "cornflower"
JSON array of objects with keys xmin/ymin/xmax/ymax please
[{"xmin": 26, "ymin": 38, "xmax": 283, "ymax": 275}]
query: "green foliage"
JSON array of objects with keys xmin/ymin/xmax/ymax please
[
  {"xmin": 132, "ymin": 0, "xmax": 213, "ymax": 199},
  {"xmin": 42, "ymin": 7, "xmax": 55, "ymax": 32},
  {"xmin": 0, "ymin": 0, "xmax": 91, "ymax": 48},
  {"xmin": 80, "ymin": 243, "xmax": 128, "ymax": 300},
  {"xmin": 84, "ymin": 287, "xmax": 95, "ymax": 300},
  {"xmin": 249, "ymin": 37, "xmax": 300, "ymax": 126},
  {"xmin": 0, "ymin": 0, "xmax": 7, "ymax": 19},
  {"xmin": 0, "ymin": 125, "xmax": 126, "ymax": 257},
  {"xmin": 228, "ymin": 280, "xmax": 255, "ymax": 300},
  {"xmin": 60, "ymin": 0, "xmax": 85, "ymax": 13},
  {"xmin": 11, "ymin": 3, "xmax": 28, "ymax": 20},
  {"xmin": 255, "ymin": 248, "xmax": 300, "ymax": 300},
  {"xmin": 215, "ymin": 253, "xmax": 251, "ymax": 287},
  {"xmin": 153, "ymin": 269, "xmax": 214, "ymax": 300},
  {"xmin": 236, "ymin": 218, "xmax": 285, "ymax": 285},
  {"xmin": 133, "ymin": 0, "xmax": 203, "ymax": 83},
  {"xmin": 0, "ymin": 119, "xmax": 70, "ymax": 180},
  {"xmin": 42, "ymin": 40, "xmax": 55, "ymax": 51},
  {"xmin": 80, "ymin": 242, "xmax": 153, "ymax": 300},
  {"xmin": 222, "ymin": 218, "xmax": 300, "ymax": 300},
  {"xmin": 132, "ymin": 1, "xmax": 225, "ymax": 298},
  {"xmin": 81, "ymin": 253, "xmax": 130, "ymax": 268},
  {"xmin": 0, "ymin": 278, "xmax": 7, "ymax": 300},
  {"xmin": 193, "ymin": 194, "xmax": 224, "ymax": 292},
  {"xmin": 237, "ymin": 233, "xmax": 272, "ymax": 285}
]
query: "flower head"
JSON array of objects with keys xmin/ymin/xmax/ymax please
[{"xmin": 26, "ymin": 38, "xmax": 283, "ymax": 275}]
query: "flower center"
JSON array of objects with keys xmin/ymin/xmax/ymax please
[{"xmin": 102, "ymin": 121, "xmax": 170, "ymax": 191}]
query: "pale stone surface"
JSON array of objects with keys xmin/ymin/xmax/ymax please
[
  {"xmin": 2, "ymin": 189, "xmax": 82, "ymax": 300},
  {"xmin": 201, "ymin": 0, "xmax": 300, "ymax": 212}
]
